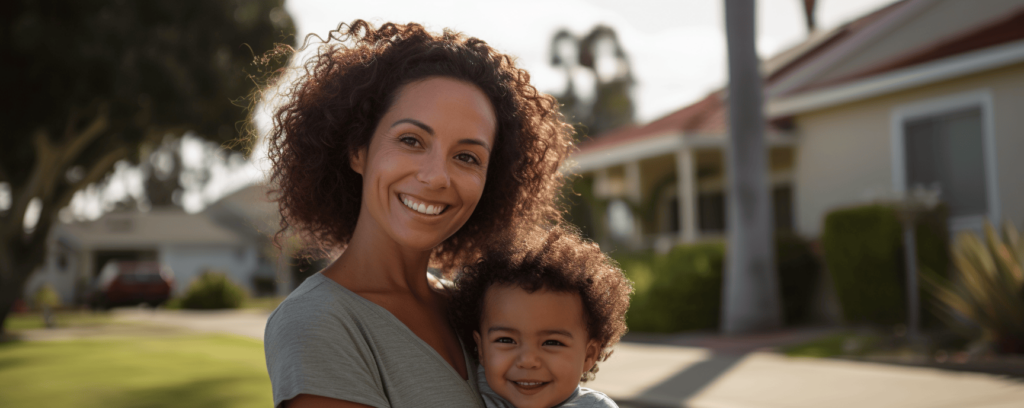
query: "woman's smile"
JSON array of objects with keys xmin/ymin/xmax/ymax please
[{"xmin": 398, "ymin": 193, "xmax": 449, "ymax": 216}]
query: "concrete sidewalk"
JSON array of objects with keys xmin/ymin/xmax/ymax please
[
  {"xmin": 112, "ymin": 309, "xmax": 1024, "ymax": 408},
  {"xmin": 590, "ymin": 342, "xmax": 1024, "ymax": 408}
]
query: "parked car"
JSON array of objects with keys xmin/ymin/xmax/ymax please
[{"xmin": 90, "ymin": 261, "xmax": 174, "ymax": 309}]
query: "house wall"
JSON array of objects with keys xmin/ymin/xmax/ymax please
[
  {"xmin": 160, "ymin": 244, "xmax": 259, "ymax": 296},
  {"xmin": 794, "ymin": 62, "xmax": 1024, "ymax": 236}
]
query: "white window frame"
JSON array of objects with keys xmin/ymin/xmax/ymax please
[{"xmin": 890, "ymin": 89, "xmax": 1000, "ymax": 232}]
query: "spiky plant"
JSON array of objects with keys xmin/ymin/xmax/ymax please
[{"xmin": 921, "ymin": 221, "xmax": 1024, "ymax": 353}]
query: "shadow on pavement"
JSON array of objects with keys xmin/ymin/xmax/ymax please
[{"xmin": 618, "ymin": 352, "xmax": 747, "ymax": 408}]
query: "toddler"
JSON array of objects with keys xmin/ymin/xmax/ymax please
[{"xmin": 450, "ymin": 227, "xmax": 633, "ymax": 408}]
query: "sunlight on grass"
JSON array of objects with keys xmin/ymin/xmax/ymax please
[
  {"xmin": 3, "ymin": 311, "xmax": 115, "ymax": 332},
  {"xmin": 783, "ymin": 332, "xmax": 880, "ymax": 358},
  {"xmin": 0, "ymin": 334, "xmax": 271, "ymax": 408}
]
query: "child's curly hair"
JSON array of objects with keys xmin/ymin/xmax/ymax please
[
  {"xmin": 449, "ymin": 226, "xmax": 633, "ymax": 382},
  {"xmin": 258, "ymin": 20, "xmax": 574, "ymax": 269}
]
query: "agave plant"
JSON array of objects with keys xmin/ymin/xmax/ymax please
[{"xmin": 921, "ymin": 221, "xmax": 1024, "ymax": 354}]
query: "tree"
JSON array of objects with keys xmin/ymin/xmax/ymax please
[
  {"xmin": 0, "ymin": 0, "xmax": 295, "ymax": 332},
  {"xmin": 550, "ymin": 26, "xmax": 635, "ymax": 140},
  {"xmin": 721, "ymin": 0, "xmax": 783, "ymax": 333}
]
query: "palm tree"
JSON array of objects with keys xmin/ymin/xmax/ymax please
[{"xmin": 721, "ymin": 0, "xmax": 783, "ymax": 333}]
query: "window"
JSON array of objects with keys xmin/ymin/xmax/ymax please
[{"xmin": 892, "ymin": 90, "xmax": 998, "ymax": 230}]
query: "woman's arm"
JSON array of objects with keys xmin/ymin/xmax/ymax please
[{"xmin": 285, "ymin": 394, "xmax": 377, "ymax": 408}]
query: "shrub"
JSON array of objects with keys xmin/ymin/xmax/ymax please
[
  {"xmin": 776, "ymin": 233, "xmax": 821, "ymax": 325},
  {"xmin": 617, "ymin": 243, "xmax": 724, "ymax": 333},
  {"xmin": 618, "ymin": 234, "xmax": 822, "ymax": 333},
  {"xmin": 180, "ymin": 271, "xmax": 245, "ymax": 310},
  {"xmin": 821, "ymin": 204, "xmax": 948, "ymax": 326}
]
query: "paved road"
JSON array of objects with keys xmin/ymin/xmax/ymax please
[{"xmin": 112, "ymin": 309, "xmax": 1024, "ymax": 408}]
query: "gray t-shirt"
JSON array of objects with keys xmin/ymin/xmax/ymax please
[
  {"xmin": 264, "ymin": 272, "xmax": 484, "ymax": 408},
  {"xmin": 477, "ymin": 365, "xmax": 618, "ymax": 408}
]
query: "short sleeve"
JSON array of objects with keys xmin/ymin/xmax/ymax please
[
  {"xmin": 560, "ymin": 387, "xmax": 618, "ymax": 408},
  {"xmin": 264, "ymin": 293, "xmax": 390, "ymax": 408}
]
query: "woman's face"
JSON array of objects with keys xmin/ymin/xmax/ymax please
[{"xmin": 350, "ymin": 77, "xmax": 497, "ymax": 253}]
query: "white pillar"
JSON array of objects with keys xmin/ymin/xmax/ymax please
[
  {"xmin": 676, "ymin": 149, "xmax": 697, "ymax": 242},
  {"xmin": 624, "ymin": 161, "xmax": 642, "ymax": 204}
]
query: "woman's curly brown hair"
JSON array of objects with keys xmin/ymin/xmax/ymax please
[
  {"xmin": 448, "ymin": 225, "xmax": 633, "ymax": 382},
  {"xmin": 261, "ymin": 20, "xmax": 574, "ymax": 268}
]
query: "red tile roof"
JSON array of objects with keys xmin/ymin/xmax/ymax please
[{"xmin": 577, "ymin": 91, "xmax": 728, "ymax": 154}]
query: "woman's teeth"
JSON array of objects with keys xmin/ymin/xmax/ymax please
[{"xmin": 402, "ymin": 196, "xmax": 446, "ymax": 215}]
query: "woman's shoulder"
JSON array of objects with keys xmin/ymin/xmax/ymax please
[{"xmin": 264, "ymin": 273, "xmax": 377, "ymax": 340}]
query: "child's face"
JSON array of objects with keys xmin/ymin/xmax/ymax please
[{"xmin": 473, "ymin": 285, "xmax": 599, "ymax": 408}]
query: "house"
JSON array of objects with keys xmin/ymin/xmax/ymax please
[
  {"xmin": 571, "ymin": 0, "xmax": 1024, "ymax": 248},
  {"xmin": 26, "ymin": 184, "xmax": 283, "ymax": 305}
]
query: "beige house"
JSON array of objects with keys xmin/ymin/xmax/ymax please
[{"xmin": 571, "ymin": 0, "xmax": 1024, "ymax": 248}]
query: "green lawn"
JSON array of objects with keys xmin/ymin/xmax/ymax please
[
  {"xmin": 782, "ymin": 332, "xmax": 880, "ymax": 358},
  {"xmin": 3, "ymin": 310, "xmax": 115, "ymax": 331},
  {"xmin": 0, "ymin": 334, "xmax": 272, "ymax": 408}
]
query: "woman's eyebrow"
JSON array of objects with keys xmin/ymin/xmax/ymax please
[
  {"xmin": 459, "ymin": 138, "xmax": 491, "ymax": 152},
  {"xmin": 391, "ymin": 118, "xmax": 434, "ymax": 135}
]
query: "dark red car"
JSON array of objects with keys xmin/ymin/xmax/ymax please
[{"xmin": 90, "ymin": 261, "xmax": 174, "ymax": 309}]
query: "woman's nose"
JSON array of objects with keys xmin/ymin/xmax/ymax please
[{"xmin": 416, "ymin": 152, "xmax": 450, "ymax": 189}]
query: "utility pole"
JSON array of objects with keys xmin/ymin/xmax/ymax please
[{"xmin": 721, "ymin": 0, "xmax": 783, "ymax": 334}]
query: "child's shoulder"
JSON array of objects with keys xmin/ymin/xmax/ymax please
[{"xmin": 557, "ymin": 386, "xmax": 618, "ymax": 408}]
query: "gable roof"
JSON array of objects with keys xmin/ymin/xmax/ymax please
[{"xmin": 577, "ymin": 91, "xmax": 729, "ymax": 154}]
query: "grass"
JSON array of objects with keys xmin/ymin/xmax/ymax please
[
  {"xmin": 3, "ymin": 310, "xmax": 115, "ymax": 332},
  {"xmin": 162, "ymin": 296, "xmax": 284, "ymax": 312},
  {"xmin": 0, "ymin": 334, "xmax": 271, "ymax": 408},
  {"xmin": 783, "ymin": 332, "xmax": 881, "ymax": 358}
]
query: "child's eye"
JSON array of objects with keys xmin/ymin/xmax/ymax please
[
  {"xmin": 495, "ymin": 337, "xmax": 516, "ymax": 344},
  {"xmin": 542, "ymin": 340, "xmax": 565, "ymax": 347}
]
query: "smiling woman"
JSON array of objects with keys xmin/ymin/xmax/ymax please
[{"xmin": 257, "ymin": 20, "xmax": 574, "ymax": 408}]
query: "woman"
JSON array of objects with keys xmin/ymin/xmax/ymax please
[{"xmin": 261, "ymin": 21, "xmax": 574, "ymax": 408}]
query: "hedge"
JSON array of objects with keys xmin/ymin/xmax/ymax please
[
  {"xmin": 821, "ymin": 204, "xmax": 948, "ymax": 326},
  {"xmin": 617, "ymin": 234, "xmax": 820, "ymax": 333},
  {"xmin": 180, "ymin": 271, "xmax": 245, "ymax": 310}
]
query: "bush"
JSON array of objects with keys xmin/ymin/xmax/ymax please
[
  {"xmin": 617, "ymin": 243, "xmax": 724, "ymax": 333},
  {"xmin": 821, "ymin": 204, "xmax": 948, "ymax": 326},
  {"xmin": 776, "ymin": 233, "xmax": 821, "ymax": 325},
  {"xmin": 180, "ymin": 271, "xmax": 245, "ymax": 310},
  {"xmin": 617, "ymin": 235, "xmax": 822, "ymax": 333}
]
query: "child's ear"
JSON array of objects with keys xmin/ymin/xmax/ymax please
[
  {"xmin": 349, "ymin": 146, "xmax": 368, "ymax": 175},
  {"xmin": 473, "ymin": 331, "xmax": 483, "ymax": 362},
  {"xmin": 583, "ymin": 340, "xmax": 600, "ymax": 373}
]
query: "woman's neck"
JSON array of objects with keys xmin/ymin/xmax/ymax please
[{"xmin": 322, "ymin": 214, "xmax": 436, "ymax": 299}]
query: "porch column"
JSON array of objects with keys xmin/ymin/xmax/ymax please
[
  {"xmin": 624, "ymin": 161, "xmax": 642, "ymax": 204},
  {"xmin": 676, "ymin": 148, "xmax": 697, "ymax": 242}
]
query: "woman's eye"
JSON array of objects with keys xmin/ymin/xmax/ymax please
[
  {"xmin": 399, "ymin": 135, "xmax": 421, "ymax": 147},
  {"xmin": 495, "ymin": 337, "xmax": 515, "ymax": 344},
  {"xmin": 542, "ymin": 340, "xmax": 565, "ymax": 347},
  {"xmin": 455, "ymin": 153, "xmax": 479, "ymax": 165}
]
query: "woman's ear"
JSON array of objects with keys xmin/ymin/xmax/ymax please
[
  {"xmin": 473, "ymin": 331, "xmax": 484, "ymax": 362},
  {"xmin": 350, "ymin": 146, "xmax": 368, "ymax": 175}
]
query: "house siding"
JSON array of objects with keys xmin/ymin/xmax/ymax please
[{"xmin": 794, "ymin": 61, "xmax": 1024, "ymax": 236}]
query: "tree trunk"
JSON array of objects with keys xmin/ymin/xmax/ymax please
[
  {"xmin": 0, "ymin": 249, "xmax": 38, "ymax": 336},
  {"xmin": 721, "ymin": 0, "xmax": 783, "ymax": 334}
]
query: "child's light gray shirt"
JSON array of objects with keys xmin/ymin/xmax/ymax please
[{"xmin": 476, "ymin": 365, "xmax": 618, "ymax": 408}]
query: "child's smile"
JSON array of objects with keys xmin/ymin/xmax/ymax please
[{"xmin": 474, "ymin": 285, "xmax": 599, "ymax": 408}]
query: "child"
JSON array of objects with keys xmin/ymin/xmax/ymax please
[{"xmin": 450, "ymin": 226, "xmax": 633, "ymax": 408}]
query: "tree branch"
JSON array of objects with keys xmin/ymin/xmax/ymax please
[{"xmin": 59, "ymin": 103, "xmax": 110, "ymax": 169}]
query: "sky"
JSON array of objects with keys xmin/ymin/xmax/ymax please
[{"xmin": 58, "ymin": 0, "xmax": 899, "ymax": 222}]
